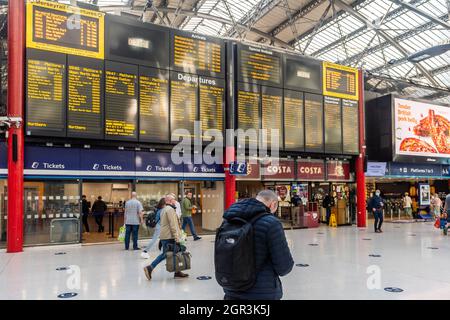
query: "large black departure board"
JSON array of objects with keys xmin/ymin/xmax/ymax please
[
  {"xmin": 342, "ymin": 99, "xmax": 359, "ymax": 154},
  {"xmin": 104, "ymin": 61, "xmax": 138, "ymax": 141},
  {"xmin": 261, "ymin": 86, "xmax": 283, "ymax": 147},
  {"xmin": 323, "ymin": 62, "xmax": 358, "ymax": 100},
  {"xmin": 26, "ymin": 49, "xmax": 66, "ymax": 137},
  {"xmin": 171, "ymin": 30, "xmax": 224, "ymax": 78},
  {"xmin": 67, "ymin": 56, "xmax": 104, "ymax": 139},
  {"xmin": 304, "ymin": 93, "xmax": 324, "ymax": 153},
  {"xmin": 170, "ymin": 72, "xmax": 198, "ymax": 141},
  {"xmin": 139, "ymin": 67, "xmax": 169, "ymax": 143},
  {"xmin": 324, "ymin": 96, "xmax": 342, "ymax": 154},
  {"xmin": 284, "ymin": 54, "xmax": 322, "ymax": 94},
  {"xmin": 26, "ymin": 0, "xmax": 104, "ymax": 59},
  {"xmin": 105, "ymin": 15, "xmax": 169, "ymax": 69},
  {"xmin": 284, "ymin": 90, "xmax": 304, "ymax": 151},
  {"xmin": 199, "ymin": 77, "xmax": 224, "ymax": 141},
  {"xmin": 238, "ymin": 44, "xmax": 282, "ymax": 86},
  {"xmin": 237, "ymin": 83, "xmax": 260, "ymax": 133}
]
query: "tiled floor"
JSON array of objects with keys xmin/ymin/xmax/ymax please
[{"xmin": 1, "ymin": 222, "xmax": 450, "ymax": 300}]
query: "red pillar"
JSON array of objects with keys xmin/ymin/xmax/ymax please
[
  {"xmin": 6, "ymin": 0, "xmax": 25, "ymax": 252},
  {"xmin": 224, "ymin": 146, "xmax": 236, "ymax": 209},
  {"xmin": 356, "ymin": 69, "xmax": 366, "ymax": 228}
]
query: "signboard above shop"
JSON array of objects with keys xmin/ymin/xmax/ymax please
[
  {"xmin": 297, "ymin": 160, "xmax": 325, "ymax": 181},
  {"xmin": 261, "ymin": 159, "xmax": 295, "ymax": 181}
]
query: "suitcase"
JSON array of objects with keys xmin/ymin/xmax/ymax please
[{"xmin": 165, "ymin": 250, "xmax": 192, "ymax": 273}]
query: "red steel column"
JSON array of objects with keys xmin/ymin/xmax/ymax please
[
  {"xmin": 356, "ymin": 69, "xmax": 366, "ymax": 228},
  {"xmin": 224, "ymin": 146, "xmax": 236, "ymax": 209},
  {"xmin": 7, "ymin": 0, "xmax": 25, "ymax": 252}
]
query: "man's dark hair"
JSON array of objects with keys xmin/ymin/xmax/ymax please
[
  {"xmin": 82, "ymin": 195, "xmax": 86, "ymax": 199},
  {"xmin": 98, "ymin": 196, "xmax": 102, "ymax": 200}
]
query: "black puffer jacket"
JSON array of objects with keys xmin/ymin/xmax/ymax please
[{"xmin": 222, "ymin": 198, "xmax": 294, "ymax": 300}]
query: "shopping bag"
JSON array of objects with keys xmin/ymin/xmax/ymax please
[
  {"xmin": 180, "ymin": 230, "xmax": 187, "ymax": 247},
  {"xmin": 434, "ymin": 218, "xmax": 440, "ymax": 229},
  {"xmin": 118, "ymin": 225, "xmax": 126, "ymax": 242}
]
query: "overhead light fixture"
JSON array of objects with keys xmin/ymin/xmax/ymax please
[{"xmin": 407, "ymin": 43, "xmax": 450, "ymax": 63}]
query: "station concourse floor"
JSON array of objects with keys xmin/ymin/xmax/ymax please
[{"xmin": 1, "ymin": 222, "xmax": 450, "ymax": 300}]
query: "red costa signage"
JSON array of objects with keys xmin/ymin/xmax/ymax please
[
  {"xmin": 262, "ymin": 160, "xmax": 295, "ymax": 180},
  {"xmin": 326, "ymin": 161, "xmax": 350, "ymax": 181},
  {"xmin": 297, "ymin": 160, "xmax": 325, "ymax": 180},
  {"xmin": 235, "ymin": 162, "xmax": 260, "ymax": 180}
]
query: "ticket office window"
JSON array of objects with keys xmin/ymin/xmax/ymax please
[
  {"xmin": 24, "ymin": 180, "xmax": 80, "ymax": 246},
  {"xmin": 136, "ymin": 181, "xmax": 179, "ymax": 238},
  {"xmin": 0, "ymin": 180, "xmax": 6, "ymax": 248}
]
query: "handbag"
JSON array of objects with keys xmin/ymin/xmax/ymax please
[
  {"xmin": 434, "ymin": 217, "xmax": 440, "ymax": 229},
  {"xmin": 165, "ymin": 244, "xmax": 191, "ymax": 273}
]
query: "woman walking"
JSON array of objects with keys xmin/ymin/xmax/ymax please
[{"xmin": 141, "ymin": 198, "xmax": 165, "ymax": 259}]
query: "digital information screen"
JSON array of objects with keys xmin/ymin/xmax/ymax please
[
  {"xmin": 170, "ymin": 72, "xmax": 198, "ymax": 140},
  {"xmin": 237, "ymin": 83, "xmax": 260, "ymax": 134},
  {"xmin": 26, "ymin": 0, "xmax": 104, "ymax": 59},
  {"xmin": 105, "ymin": 15, "xmax": 169, "ymax": 68},
  {"xmin": 200, "ymin": 77, "xmax": 224, "ymax": 141},
  {"xmin": 324, "ymin": 96, "xmax": 342, "ymax": 154},
  {"xmin": 26, "ymin": 49, "xmax": 66, "ymax": 137},
  {"xmin": 104, "ymin": 61, "xmax": 138, "ymax": 141},
  {"xmin": 238, "ymin": 44, "xmax": 281, "ymax": 86},
  {"xmin": 342, "ymin": 99, "xmax": 359, "ymax": 154},
  {"xmin": 284, "ymin": 55, "xmax": 322, "ymax": 94},
  {"xmin": 323, "ymin": 61, "xmax": 359, "ymax": 100},
  {"xmin": 139, "ymin": 67, "xmax": 169, "ymax": 143},
  {"xmin": 67, "ymin": 56, "xmax": 104, "ymax": 139},
  {"xmin": 284, "ymin": 90, "xmax": 304, "ymax": 151},
  {"xmin": 172, "ymin": 31, "xmax": 224, "ymax": 78},
  {"xmin": 261, "ymin": 86, "xmax": 283, "ymax": 148},
  {"xmin": 304, "ymin": 93, "xmax": 324, "ymax": 153}
]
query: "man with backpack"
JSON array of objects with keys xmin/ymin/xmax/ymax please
[{"xmin": 215, "ymin": 190, "xmax": 294, "ymax": 300}]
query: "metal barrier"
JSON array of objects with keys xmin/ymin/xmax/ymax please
[{"xmin": 50, "ymin": 218, "xmax": 80, "ymax": 244}]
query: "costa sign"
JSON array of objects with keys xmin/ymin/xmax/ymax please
[
  {"xmin": 236, "ymin": 162, "xmax": 261, "ymax": 180},
  {"xmin": 326, "ymin": 161, "xmax": 350, "ymax": 181},
  {"xmin": 297, "ymin": 160, "xmax": 325, "ymax": 180},
  {"xmin": 262, "ymin": 160, "xmax": 295, "ymax": 180}
]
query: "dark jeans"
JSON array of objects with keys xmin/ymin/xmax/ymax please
[
  {"xmin": 125, "ymin": 224, "xmax": 140, "ymax": 250},
  {"xmin": 374, "ymin": 211, "xmax": 383, "ymax": 231},
  {"xmin": 82, "ymin": 214, "xmax": 89, "ymax": 232},
  {"xmin": 182, "ymin": 216, "xmax": 198, "ymax": 238},
  {"xmin": 150, "ymin": 239, "xmax": 174, "ymax": 269},
  {"xmin": 325, "ymin": 207, "xmax": 331, "ymax": 224},
  {"xmin": 94, "ymin": 214, "xmax": 104, "ymax": 232}
]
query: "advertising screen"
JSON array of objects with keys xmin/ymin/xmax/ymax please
[
  {"xmin": 26, "ymin": 0, "xmax": 104, "ymax": 59},
  {"xmin": 394, "ymin": 98, "xmax": 450, "ymax": 161}
]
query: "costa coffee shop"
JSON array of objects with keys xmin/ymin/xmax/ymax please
[{"xmin": 236, "ymin": 158, "xmax": 355, "ymax": 227}]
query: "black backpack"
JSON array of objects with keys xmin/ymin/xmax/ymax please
[
  {"xmin": 145, "ymin": 210, "xmax": 157, "ymax": 228},
  {"xmin": 214, "ymin": 212, "xmax": 268, "ymax": 291}
]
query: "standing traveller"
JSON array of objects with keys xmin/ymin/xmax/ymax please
[
  {"xmin": 181, "ymin": 191, "xmax": 201, "ymax": 241},
  {"xmin": 91, "ymin": 196, "xmax": 107, "ymax": 233},
  {"xmin": 124, "ymin": 192, "xmax": 144, "ymax": 251},
  {"xmin": 81, "ymin": 195, "xmax": 90, "ymax": 234},
  {"xmin": 322, "ymin": 193, "xmax": 333, "ymax": 225},
  {"xmin": 443, "ymin": 193, "xmax": 450, "ymax": 223},
  {"xmin": 143, "ymin": 194, "xmax": 189, "ymax": 280},
  {"xmin": 430, "ymin": 193, "xmax": 442, "ymax": 218},
  {"xmin": 215, "ymin": 190, "xmax": 294, "ymax": 300},
  {"xmin": 403, "ymin": 192, "xmax": 413, "ymax": 219},
  {"xmin": 369, "ymin": 190, "xmax": 384, "ymax": 233},
  {"xmin": 141, "ymin": 197, "xmax": 165, "ymax": 259}
]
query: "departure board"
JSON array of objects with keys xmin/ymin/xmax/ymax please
[
  {"xmin": 106, "ymin": 15, "xmax": 169, "ymax": 68},
  {"xmin": 171, "ymin": 31, "xmax": 224, "ymax": 78},
  {"xmin": 324, "ymin": 96, "xmax": 342, "ymax": 154},
  {"xmin": 200, "ymin": 77, "xmax": 224, "ymax": 141},
  {"xmin": 26, "ymin": 0, "xmax": 104, "ymax": 59},
  {"xmin": 284, "ymin": 54, "xmax": 322, "ymax": 94},
  {"xmin": 342, "ymin": 99, "xmax": 359, "ymax": 154},
  {"xmin": 104, "ymin": 61, "xmax": 138, "ymax": 141},
  {"xmin": 284, "ymin": 90, "xmax": 304, "ymax": 151},
  {"xmin": 237, "ymin": 83, "xmax": 260, "ymax": 135},
  {"xmin": 26, "ymin": 49, "xmax": 66, "ymax": 137},
  {"xmin": 261, "ymin": 86, "xmax": 283, "ymax": 147},
  {"xmin": 139, "ymin": 67, "xmax": 169, "ymax": 143},
  {"xmin": 304, "ymin": 93, "xmax": 324, "ymax": 153},
  {"xmin": 238, "ymin": 44, "xmax": 282, "ymax": 86},
  {"xmin": 170, "ymin": 72, "xmax": 198, "ymax": 141},
  {"xmin": 323, "ymin": 62, "xmax": 359, "ymax": 100},
  {"xmin": 67, "ymin": 56, "xmax": 104, "ymax": 139}
]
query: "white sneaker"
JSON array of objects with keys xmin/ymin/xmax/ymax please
[{"xmin": 141, "ymin": 251, "xmax": 150, "ymax": 259}]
